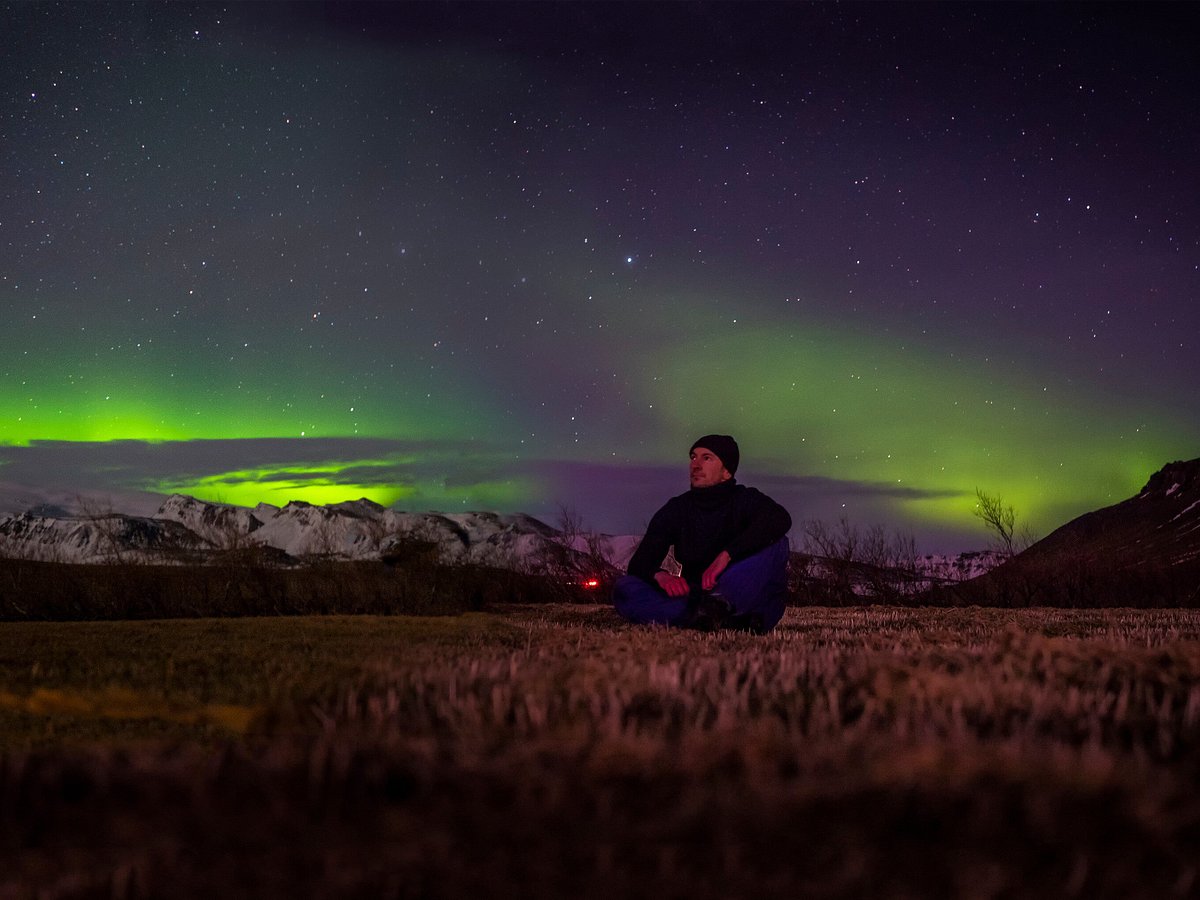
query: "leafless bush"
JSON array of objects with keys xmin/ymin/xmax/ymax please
[
  {"xmin": 973, "ymin": 487, "xmax": 1037, "ymax": 557},
  {"xmin": 526, "ymin": 505, "xmax": 622, "ymax": 601},
  {"xmin": 0, "ymin": 555, "xmax": 482, "ymax": 620},
  {"xmin": 799, "ymin": 518, "xmax": 923, "ymax": 604}
]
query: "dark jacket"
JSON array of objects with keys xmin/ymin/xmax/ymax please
[{"xmin": 626, "ymin": 479, "xmax": 792, "ymax": 585}]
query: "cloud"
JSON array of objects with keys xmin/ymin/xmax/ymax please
[{"xmin": 749, "ymin": 471, "xmax": 967, "ymax": 501}]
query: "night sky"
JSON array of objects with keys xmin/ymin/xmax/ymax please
[{"xmin": 2, "ymin": 1, "xmax": 1198, "ymax": 552}]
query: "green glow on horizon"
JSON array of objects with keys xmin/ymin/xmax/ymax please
[
  {"xmin": 0, "ymin": 392, "xmax": 474, "ymax": 446},
  {"xmin": 152, "ymin": 461, "xmax": 538, "ymax": 512},
  {"xmin": 0, "ymin": 346, "xmax": 536, "ymax": 512},
  {"xmin": 154, "ymin": 458, "xmax": 415, "ymax": 507},
  {"xmin": 177, "ymin": 478, "xmax": 413, "ymax": 508},
  {"xmin": 0, "ymin": 346, "xmax": 510, "ymax": 447},
  {"xmin": 651, "ymin": 318, "xmax": 1189, "ymax": 534}
]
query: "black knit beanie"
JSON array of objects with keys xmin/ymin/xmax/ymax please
[{"xmin": 690, "ymin": 434, "xmax": 739, "ymax": 476}]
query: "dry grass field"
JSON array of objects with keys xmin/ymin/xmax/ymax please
[{"xmin": 3, "ymin": 604, "xmax": 1200, "ymax": 899}]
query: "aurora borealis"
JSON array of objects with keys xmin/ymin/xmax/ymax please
[{"xmin": 2, "ymin": 2, "xmax": 1197, "ymax": 551}]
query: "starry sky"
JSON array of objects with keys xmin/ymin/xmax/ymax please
[{"xmin": 2, "ymin": 1, "xmax": 1197, "ymax": 552}]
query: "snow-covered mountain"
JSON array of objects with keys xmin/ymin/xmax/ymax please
[
  {"xmin": 0, "ymin": 510, "xmax": 206, "ymax": 562},
  {"xmin": 0, "ymin": 493, "xmax": 642, "ymax": 570}
]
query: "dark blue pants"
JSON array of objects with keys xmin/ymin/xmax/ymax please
[{"xmin": 612, "ymin": 537, "xmax": 790, "ymax": 632}]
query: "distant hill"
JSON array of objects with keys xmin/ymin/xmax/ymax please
[{"xmin": 940, "ymin": 458, "xmax": 1200, "ymax": 607}]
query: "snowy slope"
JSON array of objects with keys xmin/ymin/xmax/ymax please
[{"xmin": 0, "ymin": 510, "xmax": 205, "ymax": 563}]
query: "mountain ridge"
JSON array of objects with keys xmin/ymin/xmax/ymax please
[{"xmin": 0, "ymin": 493, "xmax": 636, "ymax": 571}]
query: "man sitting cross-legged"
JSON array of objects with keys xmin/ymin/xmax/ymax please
[{"xmin": 612, "ymin": 434, "xmax": 792, "ymax": 634}]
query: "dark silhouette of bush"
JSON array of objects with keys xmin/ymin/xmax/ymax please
[{"xmin": 0, "ymin": 554, "xmax": 572, "ymax": 621}]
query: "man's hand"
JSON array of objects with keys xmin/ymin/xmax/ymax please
[
  {"xmin": 701, "ymin": 551, "xmax": 731, "ymax": 591},
  {"xmin": 654, "ymin": 571, "xmax": 690, "ymax": 598}
]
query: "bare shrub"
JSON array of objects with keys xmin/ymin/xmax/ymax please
[
  {"xmin": 799, "ymin": 518, "xmax": 923, "ymax": 604},
  {"xmin": 0, "ymin": 554, "xmax": 484, "ymax": 621},
  {"xmin": 526, "ymin": 505, "xmax": 622, "ymax": 601},
  {"xmin": 973, "ymin": 487, "xmax": 1037, "ymax": 557}
]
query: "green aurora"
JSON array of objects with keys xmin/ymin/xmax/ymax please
[
  {"xmin": 3, "ymin": 303, "xmax": 1189, "ymax": 539},
  {"xmin": 652, "ymin": 316, "xmax": 1186, "ymax": 534}
]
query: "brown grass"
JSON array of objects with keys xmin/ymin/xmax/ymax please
[{"xmin": 2, "ymin": 606, "xmax": 1200, "ymax": 898}]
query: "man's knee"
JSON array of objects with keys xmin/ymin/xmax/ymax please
[
  {"xmin": 716, "ymin": 537, "xmax": 790, "ymax": 621},
  {"xmin": 763, "ymin": 534, "xmax": 790, "ymax": 564},
  {"xmin": 723, "ymin": 536, "xmax": 789, "ymax": 579}
]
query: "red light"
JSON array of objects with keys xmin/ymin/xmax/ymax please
[{"xmin": 582, "ymin": 578, "xmax": 600, "ymax": 590}]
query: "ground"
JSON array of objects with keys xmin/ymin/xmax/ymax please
[{"xmin": 2, "ymin": 604, "xmax": 1199, "ymax": 898}]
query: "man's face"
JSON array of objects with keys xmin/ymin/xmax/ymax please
[{"xmin": 689, "ymin": 447, "xmax": 732, "ymax": 488}]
